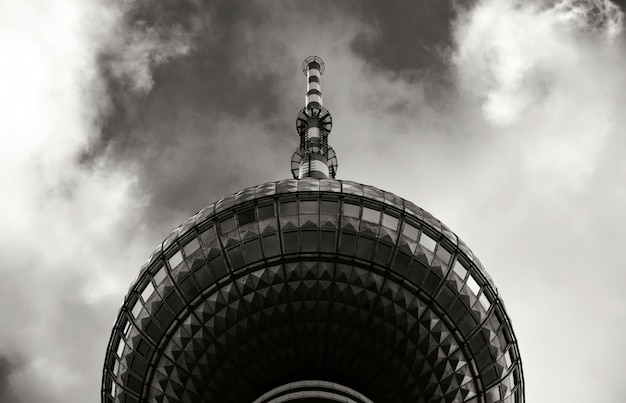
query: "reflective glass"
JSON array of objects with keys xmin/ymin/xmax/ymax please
[
  {"xmin": 453, "ymin": 260, "xmax": 468, "ymax": 280},
  {"xmin": 343, "ymin": 203, "xmax": 360, "ymax": 218},
  {"xmin": 382, "ymin": 213, "xmax": 398, "ymax": 230},
  {"xmin": 320, "ymin": 200, "xmax": 337, "ymax": 214},
  {"xmin": 467, "ymin": 274, "xmax": 481, "ymax": 296},
  {"xmin": 167, "ymin": 251, "xmax": 183, "ymax": 269},
  {"xmin": 479, "ymin": 292, "xmax": 491, "ymax": 311},
  {"xmin": 182, "ymin": 238, "xmax": 200, "ymax": 257},
  {"xmin": 362, "ymin": 207, "xmax": 380, "ymax": 223},
  {"xmin": 141, "ymin": 282, "xmax": 155, "ymax": 302},
  {"xmin": 237, "ymin": 208, "xmax": 256, "ymax": 226},
  {"xmin": 280, "ymin": 201, "xmax": 297, "ymax": 216},
  {"xmin": 131, "ymin": 299, "xmax": 142, "ymax": 318},
  {"xmin": 116, "ymin": 339, "xmax": 125, "ymax": 358},
  {"xmin": 152, "ymin": 265, "xmax": 166, "ymax": 285},
  {"xmin": 402, "ymin": 223, "xmax": 419, "ymax": 240},
  {"xmin": 219, "ymin": 216, "xmax": 236, "ymax": 234},
  {"xmin": 418, "ymin": 233, "xmax": 437, "ymax": 252},
  {"xmin": 300, "ymin": 200, "xmax": 318, "ymax": 214},
  {"xmin": 258, "ymin": 204, "xmax": 275, "ymax": 219}
]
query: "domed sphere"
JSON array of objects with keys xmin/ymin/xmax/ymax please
[{"xmin": 102, "ymin": 178, "xmax": 524, "ymax": 403}]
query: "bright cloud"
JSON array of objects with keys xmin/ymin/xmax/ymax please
[
  {"xmin": 0, "ymin": 0, "xmax": 196, "ymax": 401},
  {"xmin": 452, "ymin": 0, "xmax": 626, "ymax": 189}
]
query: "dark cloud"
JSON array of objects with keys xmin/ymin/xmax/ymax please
[
  {"xmin": 0, "ymin": 354, "xmax": 20, "ymax": 402},
  {"xmin": 349, "ymin": 0, "xmax": 464, "ymax": 73},
  {"xmin": 92, "ymin": 0, "xmax": 375, "ymax": 214}
]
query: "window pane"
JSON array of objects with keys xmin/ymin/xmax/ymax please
[
  {"xmin": 131, "ymin": 299, "xmax": 142, "ymax": 318},
  {"xmin": 452, "ymin": 260, "xmax": 467, "ymax": 279},
  {"xmin": 467, "ymin": 274, "xmax": 481, "ymax": 296},
  {"xmin": 402, "ymin": 223, "xmax": 419, "ymax": 240},
  {"xmin": 258, "ymin": 204, "xmax": 275, "ymax": 219},
  {"xmin": 141, "ymin": 282, "xmax": 154, "ymax": 302},
  {"xmin": 300, "ymin": 200, "xmax": 318, "ymax": 214},
  {"xmin": 479, "ymin": 292, "xmax": 491, "ymax": 311},
  {"xmin": 183, "ymin": 238, "xmax": 200, "ymax": 257},
  {"xmin": 168, "ymin": 251, "xmax": 183, "ymax": 269},
  {"xmin": 362, "ymin": 207, "xmax": 379, "ymax": 223},
  {"xmin": 343, "ymin": 203, "xmax": 360, "ymax": 218},
  {"xmin": 280, "ymin": 201, "xmax": 297, "ymax": 216},
  {"xmin": 219, "ymin": 216, "xmax": 236, "ymax": 233},
  {"xmin": 116, "ymin": 339, "xmax": 125, "ymax": 358},
  {"xmin": 301, "ymin": 231, "xmax": 318, "ymax": 252},
  {"xmin": 320, "ymin": 200, "xmax": 337, "ymax": 214},
  {"xmin": 382, "ymin": 213, "xmax": 398, "ymax": 230},
  {"xmin": 153, "ymin": 265, "xmax": 166, "ymax": 285},
  {"xmin": 435, "ymin": 245, "xmax": 451, "ymax": 264},
  {"xmin": 419, "ymin": 233, "xmax": 437, "ymax": 252},
  {"xmin": 237, "ymin": 208, "xmax": 256, "ymax": 226}
]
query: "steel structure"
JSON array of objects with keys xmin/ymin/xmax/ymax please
[{"xmin": 102, "ymin": 57, "xmax": 524, "ymax": 403}]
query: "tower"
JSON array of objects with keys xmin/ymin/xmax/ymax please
[{"xmin": 102, "ymin": 57, "xmax": 524, "ymax": 402}]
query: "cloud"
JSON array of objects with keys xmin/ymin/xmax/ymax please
[
  {"xmin": 452, "ymin": 0, "xmax": 626, "ymax": 189},
  {"xmin": 0, "ymin": 0, "xmax": 198, "ymax": 401}
]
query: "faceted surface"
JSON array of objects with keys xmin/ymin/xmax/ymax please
[{"xmin": 102, "ymin": 179, "xmax": 524, "ymax": 403}]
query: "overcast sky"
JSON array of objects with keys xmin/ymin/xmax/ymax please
[{"xmin": 1, "ymin": 0, "xmax": 626, "ymax": 401}]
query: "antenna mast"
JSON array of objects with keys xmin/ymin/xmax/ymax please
[{"xmin": 291, "ymin": 56, "xmax": 338, "ymax": 179}]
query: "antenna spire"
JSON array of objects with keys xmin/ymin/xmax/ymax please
[{"xmin": 291, "ymin": 56, "xmax": 338, "ymax": 179}]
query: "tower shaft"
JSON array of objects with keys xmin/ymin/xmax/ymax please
[{"xmin": 291, "ymin": 56, "xmax": 338, "ymax": 180}]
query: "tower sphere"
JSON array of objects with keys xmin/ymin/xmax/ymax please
[{"xmin": 102, "ymin": 58, "xmax": 524, "ymax": 403}]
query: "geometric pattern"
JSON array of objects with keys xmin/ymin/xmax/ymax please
[{"xmin": 102, "ymin": 178, "xmax": 524, "ymax": 403}]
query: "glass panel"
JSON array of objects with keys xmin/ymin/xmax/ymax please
[
  {"xmin": 300, "ymin": 200, "xmax": 318, "ymax": 214},
  {"xmin": 435, "ymin": 245, "xmax": 452, "ymax": 265},
  {"xmin": 383, "ymin": 191, "xmax": 404, "ymax": 211},
  {"xmin": 320, "ymin": 231, "xmax": 336, "ymax": 253},
  {"xmin": 168, "ymin": 251, "xmax": 183, "ymax": 269},
  {"xmin": 341, "ymin": 181, "xmax": 364, "ymax": 196},
  {"xmin": 453, "ymin": 260, "xmax": 468, "ymax": 280},
  {"xmin": 153, "ymin": 265, "xmax": 166, "ymax": 285},
  {"xmin": 116, "ymin": 339, "xmax": 125, "ymax": 358},
  {"xmin": 485, "ymin": 384, "xmax": 501, "ymax": 403},
  {"xmin": 219, "ymin": 216, "xmax": 236, "ymax": 234},
  {"xmin": 343, "ymin": 203, "xmax": 360, "ymax": 218},
  {"xmin": 258, "ymin": 203, "xmax": 275, "ymax": 219},
  {"xmin": 382, "ymin": 213, "xmax": 398, "ymax": 230},
  {"xmin": 479, "ymin": 292, "xmax": 491, "ymax": 311},
  {"xmin": 123, "ymin": 321, "xmax": 131, "ymax": 337},
  {"xmin": 467, "ymin": 273, "xmax": 481, "ymax": 296},
  {"xmin": 402, "ymin": 223, "xmax": 419, "ymax": 240},
  {"xmin": 418, "ymin": 233, "xmax": 437, "ymax": 252},
  {"xmin": 301, "ymin": 231, "xmax": 318, "ymax": 252},
  {"xmin": 255, "ymin": 182, "xmax": 276, "ymax": 197},
  {"xmin": 183, "ymin": 238, "xmax": 200, "ymax": 257},
  {"xmin": 280, "ymin": 201, "xmax": 297, "ymax": 216},
  {"xmin": 320, "ymin": 200, "xmax": 337, "ymax": 214},
  {"xmin": 262, "ymin": 234, "xmax": 280, "ymax": 257},
  {"xmin": 243, "ymin": 239, "xmax": 263, "ymax": 262},
  {"xmin": 298, "ymin": 178, "xmax": 319, "ymax": 191},
  {"xmin": 504, "ymin": 349, "xmax": 512, "ymax": 368},
  {"xmin": 237, "ymin": 209, "xmax": 256, "ymax": 226},
  {"xmin": 227, "ymin": 245, "xmax": 245, "ymax": 271},
  {"xmin": 141, "ymin": 282, "xmax": 154, "ymax": 302},
  {"xmin": 283, "ymin": 231, "xmax": 299, "ymax": 254},
  {"xmin": 362, "ymin": 207, "xmax": 380, "ymax": 223},
  {"xmin": 131, "ymin": 299, "xmax": 142, "ymax": 318}
]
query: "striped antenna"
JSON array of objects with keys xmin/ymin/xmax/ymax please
[{"xmin": 291, "ymin": 56, "xmax": 338, "ymax": 179}]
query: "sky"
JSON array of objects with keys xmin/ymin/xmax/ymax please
[{"xmin": 1, "ymin": 0, "xmax": 625, "ymax": 401}]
